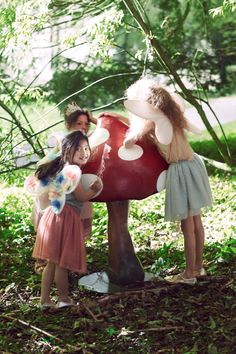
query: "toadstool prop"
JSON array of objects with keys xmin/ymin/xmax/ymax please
[{"xmin": 82, "ymin": 115, "xmax": 168, "ymax": 286}]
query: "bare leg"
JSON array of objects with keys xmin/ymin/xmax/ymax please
[
  {"xmin": 181, "ymin": 217, "xmax": 196, "ymax": 278},
  {"xmin": 193, "ymin": 214, "xmax": 205, "ymax": 271},
  {"xmin": 41, "ymin": 261, "xmax": 55, "ymax": 304},
  {"xmin": 55, "ymin": 266, "xmax": 70, "ymax": 302}
]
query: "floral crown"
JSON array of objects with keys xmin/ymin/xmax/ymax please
[{"xmin": 64, "ymin": 102, "xmax": 82, "ymax": 117}]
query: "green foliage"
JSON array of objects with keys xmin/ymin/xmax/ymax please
[
  {"xmin": 0, "ymin": 167, "xmax": 235, "ymax": 353},
  {"xmin": 210, "ymin": 0, "xmax": 236, "ymax": 17},
  {"xmin": 0, "ymin": 192, "xmax": 36, "ymax": 289},
  {"xmin": 190, "ymin": 133, "xmax": 236, "ymax": 163},
  {"xmin": 206, "ymin": 238, "xmax": 236, "ymax": 272},
  {"xmin": 87, "ymin": 7, "xmax": 124, "ymax": 59},
  {"xmin": 0, "ymin": 0, "xmax": 236, "ymax": 173},
  {"xmin": 0, "ymin": 0, "xmax": 51, "ymax": 52},
  {"xmin": 0, "ymin": 84, "xmax": 45, "ymax": 105},
  {"xmin": 47, "ymin": 57, "xmax": 139, "ymax": 109},
  {"xmin": 0, "ymin": 3, "xmax": 16, "ymax": 49}
]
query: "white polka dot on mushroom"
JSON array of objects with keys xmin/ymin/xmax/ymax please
[
  {"xmin": 118, "ymin": 144, "xmax": 143, "ymax": 161},
  {"xmin": 88, "ymin": 128, "xmax": 110, "ymax": 149},
  {"xmin": 156, "ymin": 170, "xmax": 167, "ymax": 191}
]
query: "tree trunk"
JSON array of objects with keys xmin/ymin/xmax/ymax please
[{"xmin": 122, "ymin": 0, "xmax": 233, "ymax": 166}]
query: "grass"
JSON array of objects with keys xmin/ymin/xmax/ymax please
[
  {"xmin": 0, "ymin": 102, "xmax": 236, "ymax": 353},
  {"xmin": 0, "ymin": 171, "xmax": 235, "ymax": 353},
  {"xmin": 188, "ymin": 120, "xmax": 236, "ymax": 142}
]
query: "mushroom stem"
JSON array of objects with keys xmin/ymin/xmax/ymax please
[{"xmin": 106, "ymin": 200, "xmax": 145, "ymax": 285}]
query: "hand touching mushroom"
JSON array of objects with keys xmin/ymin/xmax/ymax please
[{"xmin": 89, "ymin": 178, "xmax": 103, "ymax": 194}]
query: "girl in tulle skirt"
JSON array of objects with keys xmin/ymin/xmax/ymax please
[
  {"xmin": 26, "ymin": 131, "xmax": 102, "ymax": 308},
  {"xmin": 123, "ymin": 77, "xmax": 212, "ymax": 285}
]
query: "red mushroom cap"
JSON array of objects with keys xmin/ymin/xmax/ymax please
[{"xmin": 82, "ymin": 115, "xmax": 168, "ymax": 202}]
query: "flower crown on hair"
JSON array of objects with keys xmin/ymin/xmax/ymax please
[{"xmin": 64, "ymin": 102, "xmax": 82, "ymax": 117}]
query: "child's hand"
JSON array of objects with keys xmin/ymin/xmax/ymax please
[
  {"xmin": 89, "ymin": 179, "xmax": 103, "ymax": 193},
  {"xmin": 99, "ymin": 112, "xmax": 128, "ymax": 120},
  {"xmin": 88, "ymin": 111, "xmax": 97, "ymax": 125}
]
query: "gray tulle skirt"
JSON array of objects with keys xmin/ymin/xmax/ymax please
[{"xmin": 165, "ymin": 154, "xmax": 212, "ymax": 221}]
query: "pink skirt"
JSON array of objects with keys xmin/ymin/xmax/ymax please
[{"xmin": 32, "ymin": 204, "xmax": 87, "ymax": 273}]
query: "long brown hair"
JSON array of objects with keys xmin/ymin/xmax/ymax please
[
  {"xmin": 148, "ymin": 86, "xmax": 187, "ymax": 130},
  {"xmin": 36, "ymin": 131, "xmax": 89, "ymax": 180}
]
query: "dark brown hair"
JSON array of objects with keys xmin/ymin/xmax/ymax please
[
  {"xmin": 36, "ymin": 131, "xmax": 89, "ymax": 180},
  {"xmin": 148, "ymin": 87, "xmax": 187, "ymax": 130},
  {"xmin": 64, "ymin": 108, "xmax": 91, "ymax": 130}
]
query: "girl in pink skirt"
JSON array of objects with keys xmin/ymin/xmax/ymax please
[{"xmin": 28, "ymin": 131, "xmax": 102, "ymax": 309}]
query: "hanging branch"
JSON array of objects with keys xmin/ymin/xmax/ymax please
[
  {"xmin": 0, "ymin": 100, "xmax": 43, "ymax": 158},
  {"xmin": 16, "ymin": 72, "xmax": 140, "ymax": 146},
  {"xmin": 0, "ymin": 79, "xmax": 34, "ymax": 134},
  {"xmin": 13, "ymin": 42, "xmax": 88, "ymax": 114},
  {"xmin": 0, "ymin": 81, "xmax": 45, "ymax": 158},
  {"xmin": 122, "ymin": 0, "xmax": 233, "ymax": 166},
  {"xmin": 193, "ymin": 96, "xmax": 231, "ymax": 156},
  {"xmin": 189, "ymin": 56, "xmax": 230, "ymax": 156}
]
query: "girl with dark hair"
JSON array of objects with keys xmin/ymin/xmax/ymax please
[
  {"xmin": 33, "ymin": 103, "xmax": 97, "ymax": 274},
  {"xmin": 29, "ymin": 131, "xmax": 102, "ymax": 308}
]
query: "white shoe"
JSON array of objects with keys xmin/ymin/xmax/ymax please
[
  {"xmin": 194, "ymin": 268, "xmax": 207, "ymax": 276},
  {"xmin": 57, "ymin": 300, "xmax": 75, "ymax": 308},
  {"xmin": 39, "ymin": 302, "xmax": 55, "ymax": 310}
]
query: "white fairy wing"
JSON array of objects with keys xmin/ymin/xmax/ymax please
[
  {"xmin": 37, "ymin": 148, "xmax": 61, "ymax": 166},
  {"xmin": 155, "ymin": 115, "xmax": 173, "ymax": 145},
  {"xmin": 44, "ymin": 165, "xmax": 81, "ymax": 214},
  {"xmin": 50, "ymin": 194, "xmax": 66, "ymax": 215},
  {"xmin": 124, "ymin": 99, "xmax": 173, "ymax": 145},
  {"xmin": 185, "ymin": 118, "xmax": 202, "ymax": 135},
  {"xmin": 25, "ymin": 165, "xmax": 81, "ymax": 215},
  {"xmin": 58, "ymin": 165, "xmax": 82, "ymax": 194},
  {"xmin": 24, "ymin": 175, "xmax": 50, "ymax": 195},
  {"xmin": 124, "ymin": 100, "xmax": 164, "ymax": 121},
  {"xmin": 88, "ymin": 119, "xmax": 110, "ymax": 149},
  {"xmin": 37, "ymin": 131, "xmax": 65, "ymax": 166}
]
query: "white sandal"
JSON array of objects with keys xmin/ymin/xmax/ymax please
[
  {"xmin": 57, "ymin": 299, "xmax": 75, "ymax": 308},
  {"xmin": 39, "ymin": 302, "xmax": 55, "ymax": 310},
  {"xmin": 194, "ymin": 268, "xmax": 207, "ymax": 276},
  {"xmin": 165, "ymin": 273, "xmax": 197, "ymax": 285}
]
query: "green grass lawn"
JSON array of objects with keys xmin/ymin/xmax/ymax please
[
  {"xmin": 0, "ymin": 103, "xmax": 235, "ymax": 352},
  {"xmin": 188, "ymin": 120, "xmax": 236, "ymax": 142},
  {"xmin": 0, "ymin": 170, "xmax": 235, "ymax": 353}
]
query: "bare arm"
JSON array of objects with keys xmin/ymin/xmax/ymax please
[
  {"xmin": 99, "ymin": 112, "xmax": 129, "ymax": 126},
  {"xmin": 37, "ymin": 192, "xmax": 50, "ymax": 210}
]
